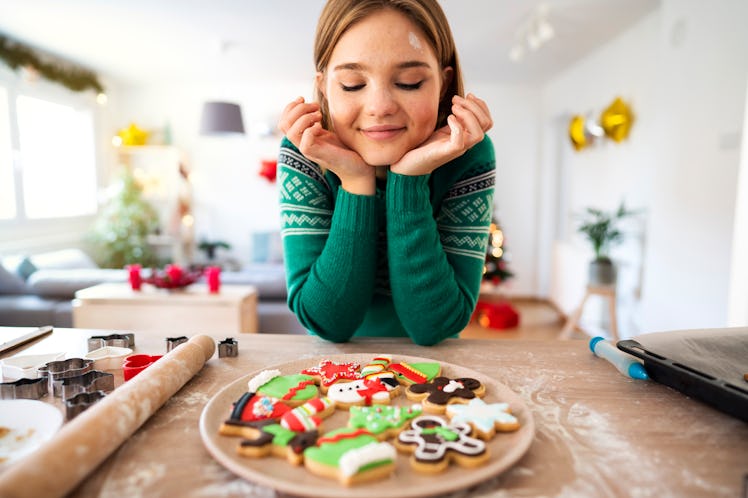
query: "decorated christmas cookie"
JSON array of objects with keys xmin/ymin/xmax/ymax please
[
  {"xmin": 389, "ymin": 361, "xmax": 441, "ymax": 386},
  {"xmin": 348, "ymin": 404, "xmax": 423, "ymax": 440},
  {"xmin": 301, "ymin": 360, "xmax": 361, "ymax": 393},
  {"xmin": 395, "ymin": 415, "xmax": 489, "ymax": 473},
  {"xmin": 446, "ymin": 398, "xmax": 520, "ymax": 439},
  {"xmin": 406, "ymin": 376, "xmax": 485, "ymax": 414},
  {"xmin": 281, "ymin": 396, "xmax": 335, "ymax": 432},
  {"xmin": 219, "ymin": 392, "xmax": 292, "ymax": 438},
  {"xmin": 304, "ymin": 427, "xmax": 397, "ymax": 486},
  {"xmin": 237, "ymin": 420, "xmax": 318, "ymax": 466},
  {"xmin": 248, "ymin": 369, "xmax": 319, "ymax": 407},
  {"xmin": 327, "ymin": 377, "xmax": 400, "ymax": 410}
]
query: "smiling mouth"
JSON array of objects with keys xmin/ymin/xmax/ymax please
[{"xmin": 361, "ymin": 126, "xmax": 405, "ymax": 140}]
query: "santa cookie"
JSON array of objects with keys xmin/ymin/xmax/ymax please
[
  {"xmin": 247, "ymin": 369, "xmax": 318, "ymax": 407},
  {"xmin": 445, "ymin": 398, "xmax": 520, "ymax": 439},
  {"xmin": 304, "ymin": 428, "xmax": 397, "ymax": 486},
  {"xmin": 347, "ymin": 404, "xmax": 423, "ymax": 440},
  {"xmin": 237, "ymin": 421, "xmax": 318, "ymax": 466},
  {"xmin": 327, "ymin": 377, "xmax": 400, "ymax": 410},
  {"xmin": 301, "ymin": 360, "xmax": 361, "ymax": 393},
  {"xmin": 219, "ymin": 392, "xmax": 291, "ymax": 438},
  {"xmin": 406, "ymin": 376, "xmax": 485, "ymax": 414},
  {"xmin": 395, "ymin": 415, "xmax": 489, "ymax": 473}
]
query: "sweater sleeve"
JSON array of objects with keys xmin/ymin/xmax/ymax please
[
  {"xmin": 386, "ymin": 137, "xmax": 496, "ymax": 345},
  {"xmin": 278, "ymin": 138, "xmax": 378, "ymax": 342}
]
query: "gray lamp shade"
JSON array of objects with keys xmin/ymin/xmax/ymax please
[{"xmin": 199, "ymin": 101, "xmax": 245, "ymax": 135}]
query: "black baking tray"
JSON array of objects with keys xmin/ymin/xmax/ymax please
[{"xmin": 618, "ymin": 339, "xmax": 748, "ymax": 423}]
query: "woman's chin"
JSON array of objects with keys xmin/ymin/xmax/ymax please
[{"xmin": 359, "ymin": 150, "xmax": 407, "ymax": 168}]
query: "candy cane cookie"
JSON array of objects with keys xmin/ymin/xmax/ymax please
[{"xmin": 281, "ymin": 396, "xmax": 335, "ymax": 432}]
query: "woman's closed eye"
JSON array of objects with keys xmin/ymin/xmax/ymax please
[
  {"xmin": 395, "ymin": 81, "xmax": 424, "ymax": 90},
  {"xmin": 341, "ymin": 83, "xmax": 365, "ymax": 92}
]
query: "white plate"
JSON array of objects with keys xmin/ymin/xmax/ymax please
[
  {"xmin": 199, "ymin": 353, "xmax": 535, "ymax": 498},
  {"xmin": 0, "ymin": 400, "xmax": 63, "ymax": 470}
]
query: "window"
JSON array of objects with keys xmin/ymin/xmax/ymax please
[{"xmin": 0, "ymin": 82, "xmax": 98, "ymax": 227}]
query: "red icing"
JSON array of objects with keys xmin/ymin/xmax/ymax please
[
  {"xmin": 317, "ymin": 429, "xmax": 372, "ymax": 445},
  {"xmin": 301, "ymin": 360, "xmax": 361, "ymax": 386},
  {"xmin": 356, "ymin": 378, "xmax": 388, "ymax": 405},
  {"xmin": 282, "ymin": 380, "xmax": 317, "ymax": 400},
  {"xmin": 390, "ymin": 363, "xmax": 427, "ymax": 384}
]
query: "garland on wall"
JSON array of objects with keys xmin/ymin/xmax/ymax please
[{"xmin": 0, "ymin": 34, "xmax": 105, "ymax": 94}]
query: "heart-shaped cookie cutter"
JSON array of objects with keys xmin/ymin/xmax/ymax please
[
  {"xmin": 60, "ymin": 370, "xmax": 114, "ymax": 400},
  {"xmin": 123, "ymin": 354, "xmax": 163, "ymax": 381},
  {"xmin": 38, "ymin": 358, "xmax": 94, "ymax": 397}
]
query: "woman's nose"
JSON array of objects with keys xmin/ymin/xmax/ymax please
[{"xmin": 365, "ymin": 85, "xmax": 398, "ymax": 116}]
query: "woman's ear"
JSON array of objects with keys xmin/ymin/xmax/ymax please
[
  {"xmin": 440, "ymin": 66, "xmax": 454, "ymax": 99},
  {"xmin": 315, "ymin": 72, "xmax": 326, "ymax": 98}
]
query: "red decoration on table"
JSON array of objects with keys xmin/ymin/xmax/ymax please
[
  {"xmin": 206, "ymin": 266, "xmax": 221, "ymax": 293},
  {"xmin": 165, "ymin": 264, "xmax": 183, "ymax": 282},
  {"xmin": 127, "ymin": 264, "xmax": 142, "ymax": 291},
  {"xmin": 143, "ymin": 266, "xmax": 201, "ymax": 289},
  {"xmin": 259, "ymin": 159, "xmax": 277, "ymax": 182},
  {"xmin": 123, "ymin": 354, "xmax": 163, "ymax": 381},
  {"xmin": 472, "ymin": 301, "xmax": 520, "ymax": 330}
]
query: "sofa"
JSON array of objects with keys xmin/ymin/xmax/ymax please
[{"xmin": 0, "ymin": 249, "xmax": 307, "ymax": 334}]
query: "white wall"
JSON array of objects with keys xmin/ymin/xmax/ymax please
[{"xmin": 542, "ymin": 0, "xmax": 748, "ymax": 336}]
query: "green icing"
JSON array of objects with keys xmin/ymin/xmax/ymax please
[
  {"xmin": 257, "ymin": 374, "xmax": 317, "ymax": 400},
  {"xmin": 264, "ymin": 424, "xmax": 295, "ymax": 446},
  {"xmin": 422, "ymin": 427, "xmax": 459, "ymax": 441},
  {"xmin": 304, "ymin": 428, "xmax": 379, "ymax": 468},
  {"xmin": 410, "ymin": 362, "xmax": 441, "ymax": 381},
  {"xmin": 348, "ymin": 406, "xmax": 422, "ymax": 434}
]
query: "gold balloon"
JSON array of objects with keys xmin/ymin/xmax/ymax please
[
  {"xmin": 600, "ymin": 97, "xmax": 634, "ymax": 143},
  {"xmin": 117, "ymin": 123, "xmax": 149, "ymax": 146},
  {"xmin": 569, "ymin": 115, "xmax": 587, "ymax": 151}
]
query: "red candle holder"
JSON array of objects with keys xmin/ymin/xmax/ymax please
[
  {"xmin": 164, "ymin": 264, "xmax": 183, "ymax": 283},
  {"xmin": 206, "ymin": 266, "xmax": 221, "ymax": 293},
  {"xmin": 127, "ymin": 264, "xmax": 142, "ymax": 291}
]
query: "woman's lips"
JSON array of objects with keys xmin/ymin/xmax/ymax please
[{"xmin": 361, "ymin": 125, "xmax": 405, "ymax": 140}]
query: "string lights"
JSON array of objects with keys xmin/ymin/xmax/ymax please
[{"xmin": 509, "ymin": 3, "xmax": 555, "ymax": 62}]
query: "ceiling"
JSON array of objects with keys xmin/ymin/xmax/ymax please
[{"xmin": 0, "ymin": 0, "xmax": 659, "ymax": 88}]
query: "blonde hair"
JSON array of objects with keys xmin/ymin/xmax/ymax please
[{"xmin": 313, "ymin": 0, "xmax": 463, "ymax": 130}]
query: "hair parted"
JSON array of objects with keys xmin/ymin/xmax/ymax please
[{"xmin": 313, "ymin": 0, "xmax": 463, "ymax": 130}]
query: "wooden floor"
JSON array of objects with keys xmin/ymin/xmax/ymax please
[{"xmin": 460, "ymin": 295, "xmax": 586, "ymax": 341}]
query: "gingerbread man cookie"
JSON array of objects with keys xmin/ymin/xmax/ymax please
[
  {"xmin": 395, "ymin": 415, "xmax": 489, "ymax": 473},
  {"xmin": 406, "ymin": 377, "xmax": 485, "ymax": 414},
  {"xmin": 247, "ymin": 369, "xmax": 318, "ymax": 407},
  {"xmin": 347, "ymin": 404, "xmax": 423, "ymax": 440},
  {"xmin": 301, "ymin": 359, "xmax": 361, "ymax": 393},
  {"xmin": 237, "ymin": 420, "xmax": 318, "ymax": 466},
  {"xmin": 304, "ymin": 428, "xmax": 397, "ymax": 486},
  {"xmin": 446, "ymin": 398, "xmax": 520, "ymax": 439}
]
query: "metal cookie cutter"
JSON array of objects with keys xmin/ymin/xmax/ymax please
[
  {"xmin": 0, "ymin": 377, "xmax": 48, "ymax": 400},
  {"xmin": 60, "ymin": 370, "xmax": 114, "ymax": 400},
  {"xmin": 38, "ymin": 358, "xmax": 94, "ymax": 397},
  {"xmin": 218, "ymin": 337, "xmax": 238, "ymax": 358},
  {"xmin": 166, "ymin": 336, "xmax": 188, "ymax": 352},
  {"xmin": 87, "ymin": 333, "xmax": 135, "ymax": 352},
  {"xmin": 65, "ymin": 390, "xmax": 107, "ymax": 420}
]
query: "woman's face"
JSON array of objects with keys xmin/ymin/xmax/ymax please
[{"xmin": 318, "ymin": 8, "xmax": 451, "ymax": 167}]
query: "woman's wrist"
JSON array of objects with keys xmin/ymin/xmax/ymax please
[{"xmin": 340, "ymin": 174, "xmax": 376, "ymax": 196}]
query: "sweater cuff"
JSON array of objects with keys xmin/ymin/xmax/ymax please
[
  {"xmin": 387, "ymin": 171, "xmax": 430, "ymax": 212},
  {"xmin": 332, "ymin": 187, "xmax": 378, "ymax": 234}
]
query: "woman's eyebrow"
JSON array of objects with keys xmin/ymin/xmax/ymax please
[{"xmin": 332, "ymin": 60, "xmax": 432, "ymax": 72}]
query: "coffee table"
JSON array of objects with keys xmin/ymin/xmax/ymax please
[{"xmin": 72, "ymin": 282, "xmax": 258, "ymax": 334}]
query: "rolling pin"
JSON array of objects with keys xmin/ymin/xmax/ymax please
[{"xmin": 0, "ymin": 334, "xmax": 215, "ymax": 498}]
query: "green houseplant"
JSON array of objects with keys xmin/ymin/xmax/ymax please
[{"xmin": 576, "ymin": 201, "xmax": 638, "ymax": 285}]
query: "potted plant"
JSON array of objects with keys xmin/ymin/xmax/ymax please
[
  {"xmin": 576, "ymin": 201, "xmax": 638, "ymax": 286},
  {"xmin": 198, "ymin": 239, "xmax": 231, "ymax": 261}
]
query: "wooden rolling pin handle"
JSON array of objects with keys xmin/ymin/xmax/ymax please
[{"xmin": 0, "ymin": 334, "xmax": 216, "ymax": 498}]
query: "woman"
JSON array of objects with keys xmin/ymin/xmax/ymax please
[{"xmin": 277, "ymin": 0, "xmax": 495, "ymax": 345}]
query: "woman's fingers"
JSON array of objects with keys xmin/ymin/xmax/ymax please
[
  {"xmin": 278, "ymin": 97, "xmax": 321, "ymax": 137},
  {"xmin": 454, "ymin": 94, "xmax": 493, "ymax": 132}
]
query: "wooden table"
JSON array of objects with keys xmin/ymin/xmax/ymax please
[
  {"xmin": 72, "ymin": 283, "xmax": 258, "ymax": 334},
  {"xmin": 2, "ymin": 328, "xmax": 746, "ymax": 497}
]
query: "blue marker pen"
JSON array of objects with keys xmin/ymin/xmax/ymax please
[{"xmin": 589, "ymin": 336, "xmax": 649, "ymax": 380}]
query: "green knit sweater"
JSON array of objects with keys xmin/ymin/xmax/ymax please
[{"xmin": 278, "ymin": 135, "xmax": 496, "ymax": 345}]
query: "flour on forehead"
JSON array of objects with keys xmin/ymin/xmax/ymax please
[{"xmin": 408, "ymin": 31, "xmax": 423, "ymax": 51}]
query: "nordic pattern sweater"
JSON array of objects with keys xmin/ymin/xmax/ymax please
[{"xmin": 278, "ymin": 135, "xmax": 495, "ymax": 345}]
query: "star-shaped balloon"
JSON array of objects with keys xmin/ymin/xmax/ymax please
[
  {"xmin": 600, "ymin": 97, "xmax": 634, "ymax": 143},
  {"xmin": 117, "ymin": 123, "xmax": 149, "ymax": 146}
]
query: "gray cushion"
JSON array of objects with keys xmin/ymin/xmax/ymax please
[
  {"xmin": 0, "ymin": 264, "xmax": 28, "ymax": 294},
  {"xmin": 26, "ymin": 269, "xmax": 128, "ymax": 298},
  {"xmin": 30, "ymin": 249, "xmax": 98, "ymax": 270}
]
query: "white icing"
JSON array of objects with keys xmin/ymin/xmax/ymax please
[
  {"xmin": 338, "ymin": 442, "xmax": 396, "ymax": 477},
  {"xmin": 327, "ymin": 380, "xmax": 390, "ymax": 404},
  {"xmin": 442, "ymin": 380, "xmax": 464, "ymax": 393},
  {"xmin": 408, "ymin": 31, "xmax": 422, "ymax": 51},
  {"xmin": 247, "ymin": 369, "xmax": 281, "ymax": 393}
]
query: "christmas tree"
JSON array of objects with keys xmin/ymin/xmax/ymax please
[{"xmin": 482, "ymin": 218, "xmax": 513, "ymax": 285}]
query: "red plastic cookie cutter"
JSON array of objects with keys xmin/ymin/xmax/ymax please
[{"xmin": 123, "ymin": 354, "xmax": 163, "ymax": 381}]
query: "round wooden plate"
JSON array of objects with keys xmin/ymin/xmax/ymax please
[{"xmin": 199, "ymin": 353, "xmax": 534, "ymax": 498}]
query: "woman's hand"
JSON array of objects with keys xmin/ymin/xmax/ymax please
[
  {"xmin": 391, "ymin": 93, "xmax": 493, "ymax": 176},
  {"xmin": 279, "ymin": 97, "xmax": 375, "ymax": 195}
]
